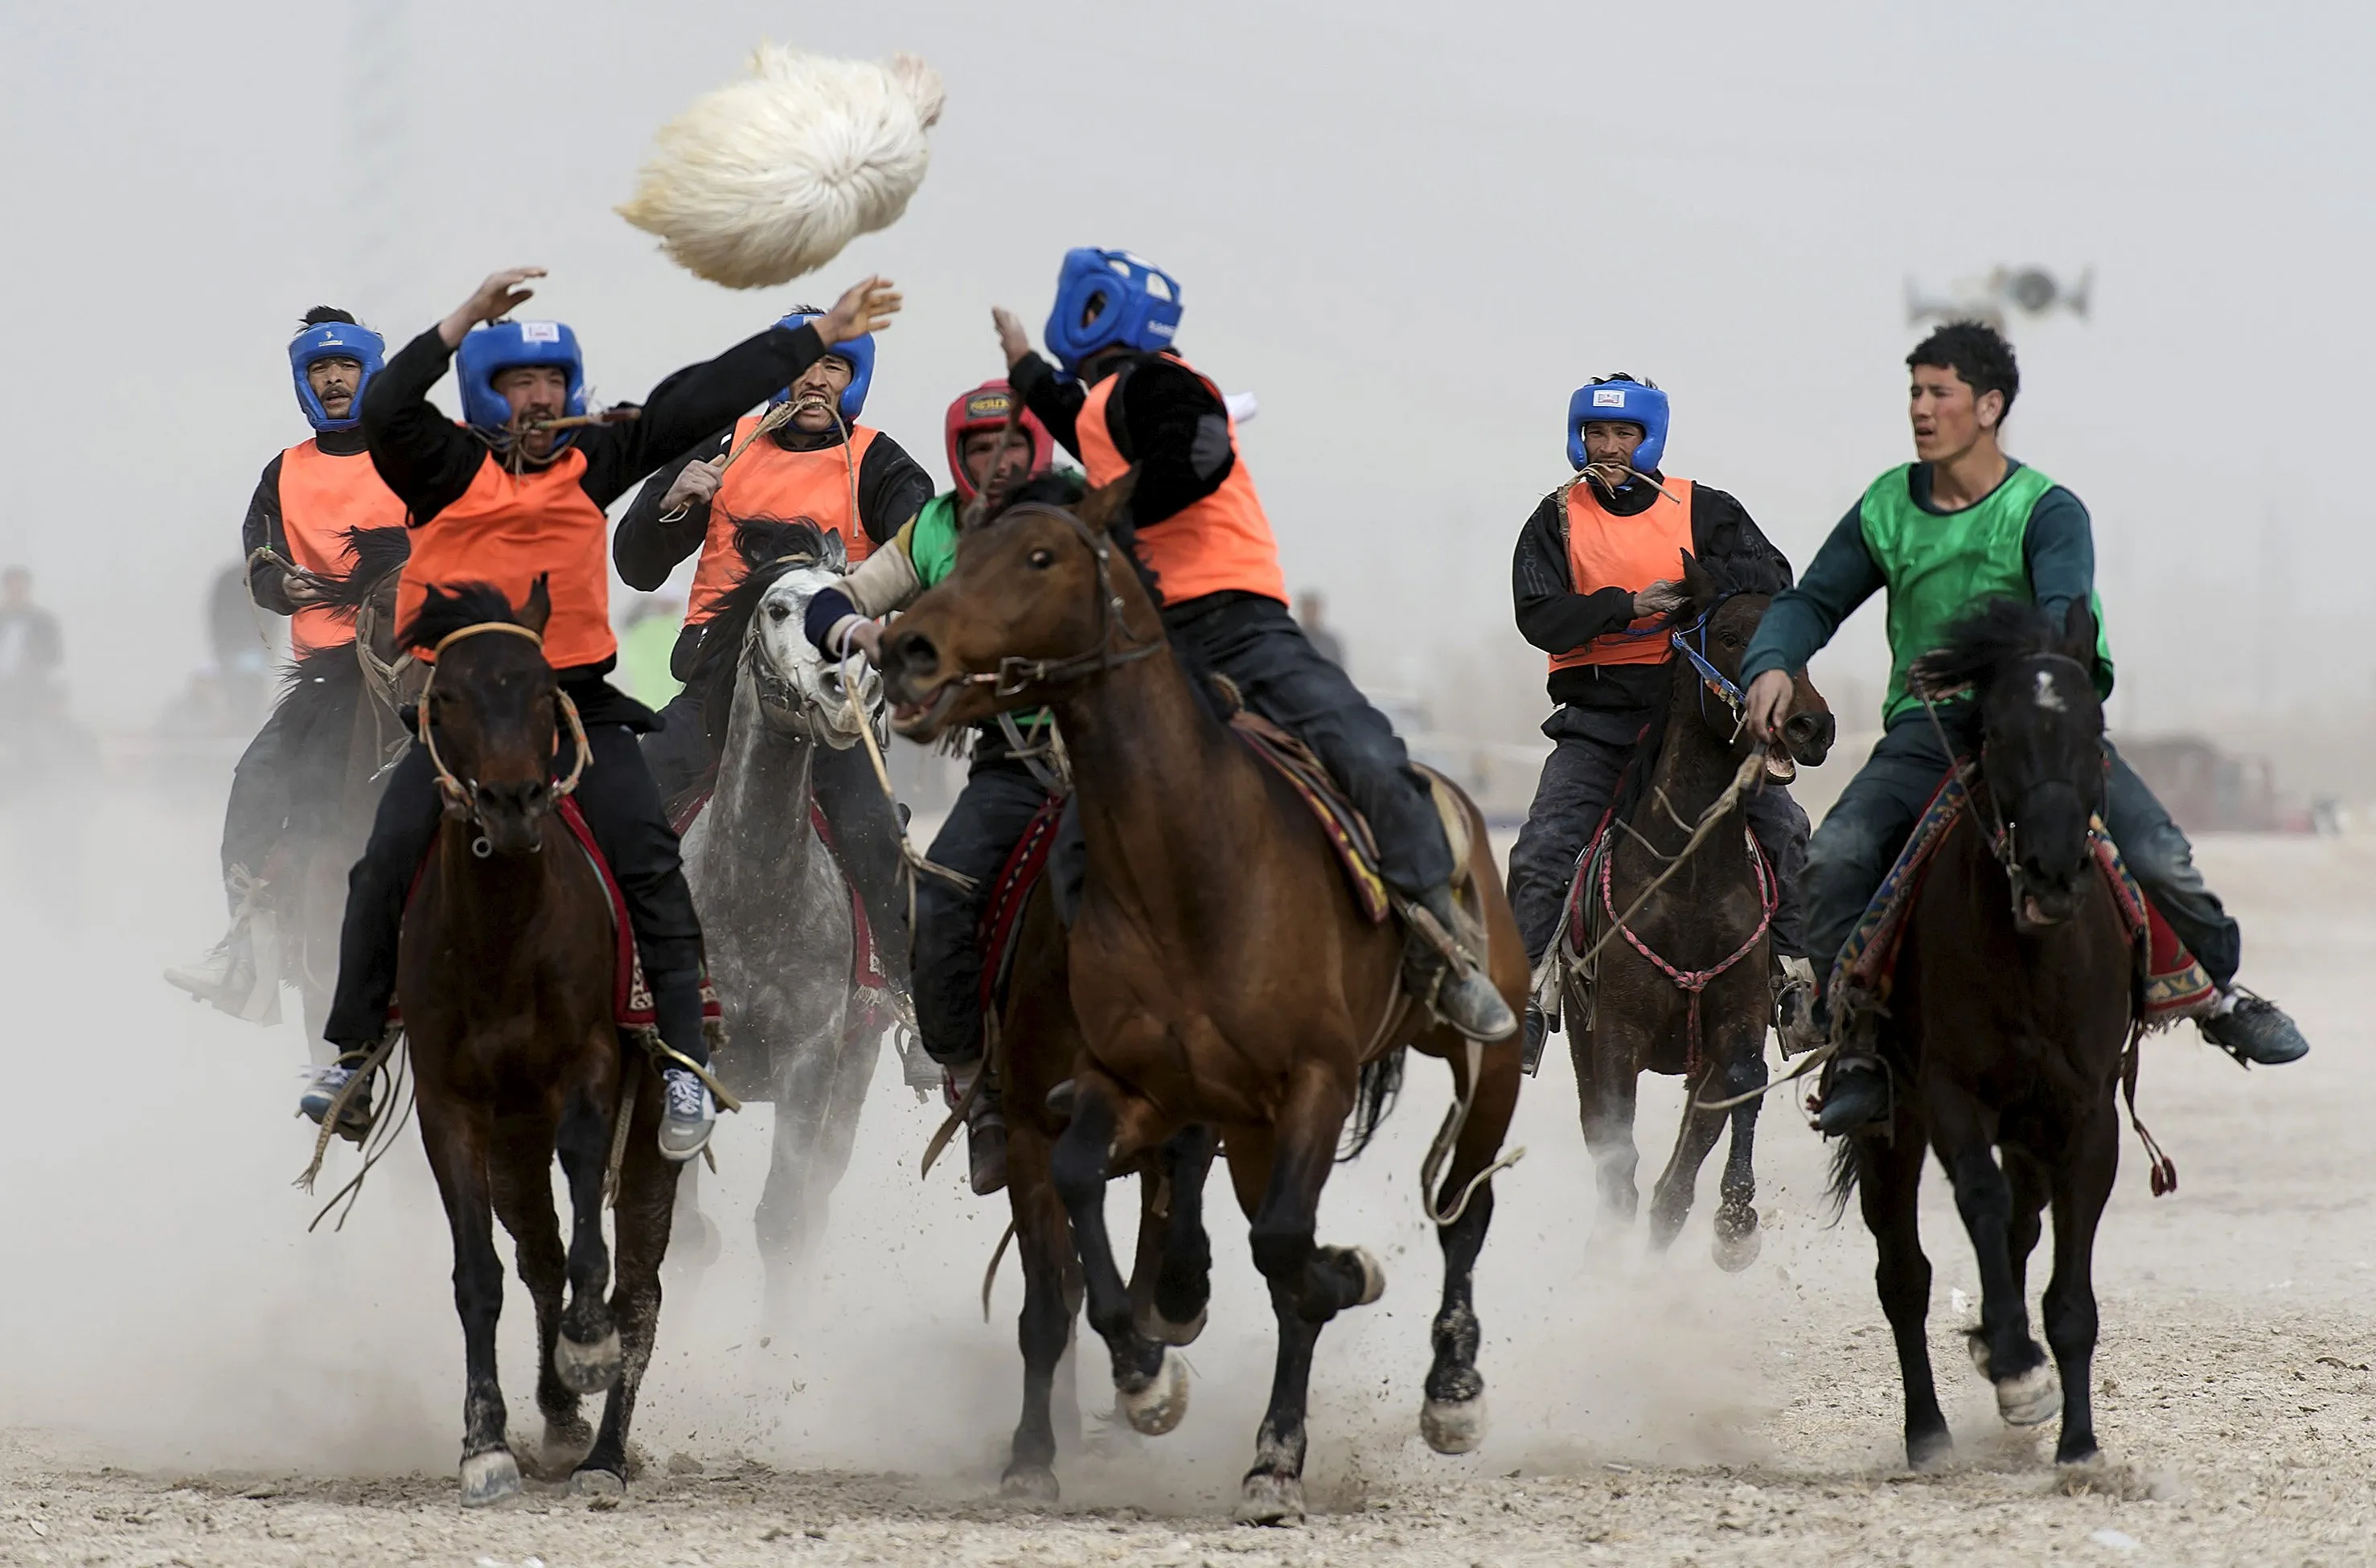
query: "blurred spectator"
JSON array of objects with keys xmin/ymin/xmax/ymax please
[
  {"xmin": 209, "ymin": 563, "xmax": 273, "ymax": 729},
  {"xmin": 1295, "ymin": 589, "xmax": 1346, "ymax": 671},
  {"xmin": 0, "ymin": 565, "xmax": 64, "ymax": 722}
]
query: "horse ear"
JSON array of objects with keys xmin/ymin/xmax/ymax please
[
  {"xmin": 1679, "ymin": 549, "xmax": 1718, "ymax": 610},
  {"xmin": 519, "ymin": 574, "xmax": 552, "ymax": 635},
  {"xmin": 2058, "ymin": 594, "xmax": 2096, "ymax": 664},
  {"xmin": 822, "ymin": 527, "xmax": 849, "ymax": 571},
  {"xmin": 1075, "ymin": 467, "xmax": 1139, "ymax": 537}
]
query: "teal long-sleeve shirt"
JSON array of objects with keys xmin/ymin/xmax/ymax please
[{"xmin": 1739, "ymin": 461, "xmax": 2097, "ymax": 717}]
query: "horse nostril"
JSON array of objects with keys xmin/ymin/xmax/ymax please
[{"xmin": 895, "ymin": 630, "xmax": 939, "ymax": 673}]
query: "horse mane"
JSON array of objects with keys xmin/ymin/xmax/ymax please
[
  {"xmin": 684, "ymin": 516, "xmax": 835, "ymax": 684},
  {"xmin": 1906, "ymin": 598, "xmax": 2073, "ymax": 701},
  {"xmin": 400, "ymin": 581, "xmax": 531, "ymax": 653},
  {"xmin": 306, "ymin": 526, "xmax": 413, "ymax": 615}
]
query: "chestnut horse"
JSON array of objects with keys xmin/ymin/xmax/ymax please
[
  {"xmin": 1828, "ymin": 597, "xmax": 2135, "ymax": 1468},
  {"xmin": 1557, "ymin": 556, "xmax": 1833, "ymax": 1266},
  {"xmin": 397, "ymin": 581, "xmax": 679, "ymax": 1504},
  {"xmin": 882, "ymin": 476, "xmax": 1527, "ymax": 1523}
]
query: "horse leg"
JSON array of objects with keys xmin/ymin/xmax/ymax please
[
  {"xmin": 2042, "ymin": 1107, "xmax": 2118, "ymax": 1464},
  {"xmin": 999, "ymin": 1120, "xmax": 1074, "ymax": 1505},
  {"xmin": 1573, "ymin": 1021, "xmax": 1643, "ymax": 1242},
  {"xmin": 1936, "ymin": 1098, "xmax": 2055, "ymax": 1427},
  {"xmin": 576, "ymin": 1073, "xmax": 680, "ymax": 1493},
  {"xmin": 755, "ymin": 999, "xmax": 852, "ymax": 1326},
  {"xmin": 2003, "ymin": 1143, "xmax": 2050, "ymax": 1309},
  {"xmin": 420, "ymin": 1100, "xmax": 519, "ymax": 1506},
  {"xmin": 1856, "ymin": 1126, "xmax": 1951, "ymax": 1468},
  {"xmin": 1416, "ymin": 1032, "xmax": 1521, "ymax": 1456},
  {"xmin": 485, "ymin": 1118, "xmax": 589, "ymax": 1472},
  {"xmin": 1234, "ymin": 1067, "xmax": 1377, "ymax": 1525},
  {"xmin": 1131, "ymin": 1125, "xmax": 1217, "ymax": 1346},
  {"xmin": 553, "ymin": 1070, "xmax": 622, "ymax": 1396},
  {"xmin": 1048, "ymin": 1073, "xmax": 1180, "ymax": 1438},
  {"xmin": 667, "ymin": 1156, "xmax": 721, "ymax": 1277},
  {"xmin": 1712, "ymin": 1041, "xmax": 1769, "ymax": 1271},
  {"xmin": 1648, "ymin": 1055, "xmax": 1731, "ymax": 1254}
]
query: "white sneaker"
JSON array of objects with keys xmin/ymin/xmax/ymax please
[
  {"xmin": 659, "ymin": 1067, "xmax": 716, "ymax": 1163},
  {"xmin": 164, "ymin": 942, "xmax": 244, "ymax": 1004}
]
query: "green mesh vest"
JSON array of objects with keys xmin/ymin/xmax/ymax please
[
  {"xmin": 1858, "ymin": 462, "xmax": 2112, "ymax": 724},
  {"xmin": 905, "ymin": 491, "xmax": 1053, "ymax": 737}
]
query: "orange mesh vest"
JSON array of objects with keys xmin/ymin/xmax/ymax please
[
  {"xmin": 398, "ymin": 448, "xmax": 616, "ymax": 671},
  {"xmin": 1547, "ymin": 477, "xmax": 1697, "ymax": 672},
  {"xmin": 684, "ymin": 419, "xmax": 881, "ymax": 626},
  {"xmin": 1076, "ymin": 355, "xmax": 1287, "ymax": 606},
  {"xmin": 276, "ymin": 439, "xmax": 408, "ymax": 655}
]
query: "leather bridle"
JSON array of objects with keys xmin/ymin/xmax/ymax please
[{"xmin": 939, "ymin": 503, "xmax": 1164, "ymax": 699}]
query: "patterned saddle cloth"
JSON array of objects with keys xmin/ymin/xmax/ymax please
[
  {"xmin": 1832, "ymin": 768, "xmax": 2216, "ymax": 1027},
  {"xmin": 392, "ymin": 796, "xmax": 724, "ymax": 1044}
]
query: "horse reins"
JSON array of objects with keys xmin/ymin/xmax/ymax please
[
  {"xmin": 416, "ymin": 622, "xmax": 590, "ymax": 855},
  {"xmin": 940, "ymin": 504, "xmax": 1167, "ymax": 698}
]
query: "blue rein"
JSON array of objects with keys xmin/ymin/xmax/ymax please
[{"xmin": 1668, "ymin": 603, "xmax": 1747, "ymax": 722}]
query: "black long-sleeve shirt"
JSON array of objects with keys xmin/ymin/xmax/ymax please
[
  {"xmin": 240, "ymin": 428, "xmax": 370, "ymax": 614},
  {"xmin": 611, "ymin": 423, "xmax": 934, "ymax": 590},
  {"xmin": 1513, "ymin": 474, "xmax": 1795, "ymax": 712},
  {"xmin": 1007, "ymin": 349, "xmax": 1235, "ymax": 540}
]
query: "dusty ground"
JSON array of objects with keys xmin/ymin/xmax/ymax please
[{"xmin": 2, "ymin": 794, "xmax": 2370, "ymax": 1566}]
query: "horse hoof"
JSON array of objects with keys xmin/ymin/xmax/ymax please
[
  {"xmin": 669, "ymin": 1212, "xmax": 723, "ymax": 1273},
  {"xmin": 1118, "ymin": 1348, "xmax": 1189, "ymax": 1437},
  {"xmin": 1234, "ymin": 1469, "xmax": 1306, "ymax": 1526},
  {"xmin": 1134, "ymin": 1299, "xmax": 1209, "ymax": 1347},
  {"xmin": 1713, "ymin": 1222, "xmax": 1762, "ymax": 1271},
  {"xmin": 569, "ymin": 1467, "xmax": 625, "ymax": 1499},
  {"xmin": 999, "ymin": 1463, "xmax": 1060, "ymax": 1507},
  {"xmin": 1320, "ymin": 1245, "xmax": 1386, "ymax": 1307},
  {"xmin": 540, "ymin": 1415, "xmax": 595, "ymax": 1474},
  {"xmin": 1907, "ymin": 1429, "xmax": 1955, "ymax": 1471},
  {"xmin": 1421, "ymin": 1394, "xmax": 1488, "ymax": 1455},
  {"xmin": 459, "ymin": 1450, "xmax": 521, "ymax": 1508},
  {"xmin": 555, "ymin": 1328, "xmax": 622, "ymax": 1394},
  {"xmin": 1996, "ymin": 1361, "xmax": 2061, "ymax": 1427}
]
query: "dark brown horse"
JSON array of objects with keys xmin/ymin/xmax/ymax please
[
  {"xmin": 1829, "ymin": 597, "xmax": 2134, "ymax": 1468},
  {"xmin": 398, "ymin": 581, "xmax": 678, "ymax": 1504},
  {"xmin": 882, "ymin": 477, "xmax": 1527, "ymax": 1523},
  {"xmin": 1561, "ymin": 557, "xmax": 1832, "ymax": 1266}
]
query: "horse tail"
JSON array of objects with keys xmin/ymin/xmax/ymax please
[
  {"xmin": 1822, "ymin": 1135, "xmax": 1861, "ymax": 1225},
  {"xmin": 1336, "ymin": 1047, "xmax": 1406, "ymax": 1163}
]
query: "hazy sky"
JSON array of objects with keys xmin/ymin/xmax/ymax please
[{"xmin": 5, "ymin": 0, "xmax": 2372, "ymax": 732}]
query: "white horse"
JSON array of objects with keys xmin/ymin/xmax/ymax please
[{"xmin": 674, "ymin": 520, "xmax": 910, "ymax": 1324}]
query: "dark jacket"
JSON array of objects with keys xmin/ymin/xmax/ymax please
[{"xmin": 1512, "ymin": 474, "xmax": 1794, "ymax": 712}]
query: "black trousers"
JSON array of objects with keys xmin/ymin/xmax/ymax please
[
  {"xmin": 913, "ymin": 746, "xmax": 1053, "ymax": 1065},
  {"xmin": 324, "ymin": 708, "xmax": 708, "ymax": 1063},
  {"xmin": 220, "ymin": 699, "xmax": 301, "ymax": 893},
  {"xmin": 1504, "ymin": 704, "xmax": 1809, "ymax": 968},
  {"xmin": 642, "ymin": 687, "xmax": 712, "ymax": 808}
]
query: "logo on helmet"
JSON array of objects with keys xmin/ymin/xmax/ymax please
[{"xmin": 1592, "ymin": 388, "xmax": 1627, "ymax": 408}]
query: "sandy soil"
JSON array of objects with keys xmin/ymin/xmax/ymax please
[{"xmin": 2, "ymin": 791, "xmax": 2370, "ymax": 1567}]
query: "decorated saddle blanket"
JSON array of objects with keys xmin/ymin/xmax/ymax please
[
  {"xmin": 977, "ymin": 790, "xmax": 1068, "ymax": 1017},
  {"xmin": 666, "ymin": 786, "xmax": 891, "ymax": 996},
  {"xmin": 392, "ymin": 796, "xmax": 724, "ymax": 1039},
  {"xmin": 1832, "ymin": 768, "xmax": 2216, "ymax": 1027}
]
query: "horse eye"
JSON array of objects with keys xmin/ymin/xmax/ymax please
[
  {"xmin": 1028, "ymin": 548, "xmax": 1056, "ymax": 569},
  {"xmin": 766, "ymin": 603, "xmax": 791, "ymax": 622},
  {"xmin": 1720, "ymin": 630, "xmax": 1742, "ymax": 648}
]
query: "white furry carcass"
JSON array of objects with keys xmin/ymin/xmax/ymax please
[{"xmin": 618, "ymin": 44, "xmax": 945, "ymax": 289}]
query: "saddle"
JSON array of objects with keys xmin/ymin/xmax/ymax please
[{"xmin": 1832, "ymin": 767, "xmax": 2216, "ymax": 1028}]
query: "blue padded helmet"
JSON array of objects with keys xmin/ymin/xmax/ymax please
[
  {"xmin": 289, "ymin": 321, "xmax": 385, "ymax": 433},
  {"xmin": 1044, "ymin": 248, "xmax": 1183, "ymax": 377},
  {"xmin": 772, "ymin": 312, "xmax": 873, "ymax": 420},
  {"xmin": 1567, "ymin": 375, "xmax": 1669, "ymax": 474},
  {"xmin": 455, "ymin": 320, "xmax": 586, "ymax": 446}
]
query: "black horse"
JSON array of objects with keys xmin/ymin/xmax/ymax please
[{"xmin": 1830, "ymin": 596, "xmax": 2136, "ymax": 1469}]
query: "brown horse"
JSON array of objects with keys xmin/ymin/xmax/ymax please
[
  {"xmin": 397, "ymin": 581, "xmax": 679, "ymax": 1504},
  {"xmin": 882, "ymin": 476, "xmax": 1527, "ymax": 1523},
  {"xmin": 1829, "ymin": 597, "xmax": 2135, "ymax": 1468},
  {"xmin": 1561, "ymin": 558, "xmax": 1832, "ymax": 1266}
]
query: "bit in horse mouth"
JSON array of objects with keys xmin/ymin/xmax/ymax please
[{"xmin": 891, "ymin": 679, "xmax": 962, "ymax": 737}]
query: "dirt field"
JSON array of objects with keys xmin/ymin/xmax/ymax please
[{"xmin": 2, "ymin": 798, "xmax": 2370, "ymax": 1567}]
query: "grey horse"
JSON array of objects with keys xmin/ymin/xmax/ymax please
[{"xmin": 673, "ymin": 521, "xmax": 921, "ymax": 1325}]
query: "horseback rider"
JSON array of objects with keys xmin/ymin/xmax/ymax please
[
  {"xmin": 1741, "ymin": 321, "xmax": 2311, "ymax": 1135},
  {"xmin": 1504, "ymin": 374, "xmax": 1815, "ymax": 1070},
  {"xmin": 318, "ymin": 265, "xmax": 902, "ymax": 1160},
  {"xmin": 803, "ymin": 378, "xmax": 1065, "ymax": 1195},
  {"xmin": 995, "ymin": 247, "xmax": 1516, "ymax": 1045},
  {"xmin": 614, "ymin": 306, "xmax": 935, "ymax": 1008},
  {"xmin": 166, "ymin": 309, "xmax": 409, "ymax": 1017}
]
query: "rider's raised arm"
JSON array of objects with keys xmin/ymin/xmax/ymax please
[
  {"xmin": 240, "ymin": 457, "xmax": 301, "ymax": 615},
  {"xmin": 1106, "ymin": 356, "xmax": 1233, "ymax": 529},
  {"xmin": 2022, "ymin": 486, "xmax": 2096, "ymax": 624},
  {"xmin": 1005, "ymin": 351, "xmax": 1086, "ymax": 458},
  {"xmin": 613, "ymin": 428, "xmax": 733, "ymax": 590},
  {"xmin": 577, "ymin": 320, "xmax": 831, "ymax": 506},
  {"xmin": 1739, "ymin": 501, "xmax": 1886, "ymax": 686},
  {"xmin": 361, "ymin": 329, "xmax": 486, "ymax": 526},
  {"xmin": 1511, "ymin": 489, "xmax": 1639, "ymax": 654}
]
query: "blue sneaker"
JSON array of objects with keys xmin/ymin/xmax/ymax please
[{"xmin": 659, "ymin": 1067, "xmax": 716, "ymax": 1164}]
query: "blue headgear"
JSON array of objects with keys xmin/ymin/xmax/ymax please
[
  {"xmin": 1566, "ymin": 376, "xmax": 1670, "ymax": 474},
  {"xmin": 772, "ymin": 313, "xmax": 874, "ymax": 420},
  {"xmin": 454, "ymin": 320, "xmax": 586, "ymax": 447},
  {"xmin": 1044, "ymin": 248, "xmax": 1183, "ymax": 376},
  {"xmin": 288, "ymin": 321, "xmax": 385, "ymax": 433}
]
